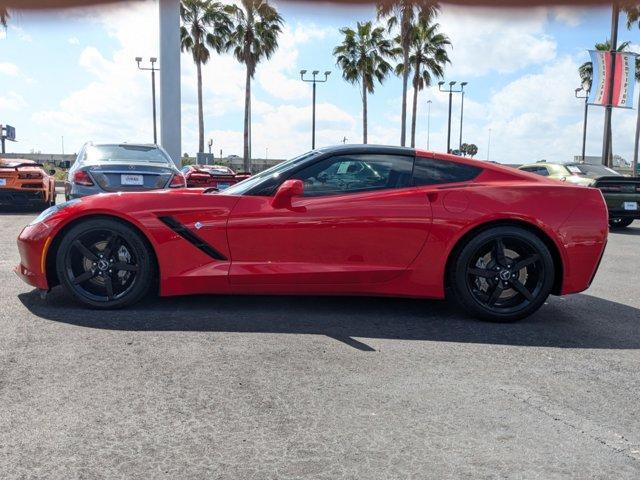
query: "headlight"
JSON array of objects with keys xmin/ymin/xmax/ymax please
[{"xmin": 29, "ymin": 199, "xmax": 81, "ymax": 226}]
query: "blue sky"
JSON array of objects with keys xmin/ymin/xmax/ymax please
[{"xmin": 0, "ymin": 1, "xmax": 638, "ymax": 164}]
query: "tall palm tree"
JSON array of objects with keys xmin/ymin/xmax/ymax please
[
  {"xmin": 181, "ymin": 0, "xmax": 231, "ymax": 153},
  {"xmin": 226, "ymin": 0, "xmax": 282, "ymax": 172},
  {"xmin": 396, "ymin": 21, "xmax": 450, "ymax": 147},
  {"xmin": 377, "ymin": 0, "xmax": 439, "ymax": 147},
  {"xmin": 334, "ymin": 22, "xmax": 395, "ymax": 144},
  {"xmin": 1, "ymin": 7, "xmax": 9, "ymax": 29}
]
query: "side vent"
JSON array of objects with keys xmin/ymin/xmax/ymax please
[{"xmin": 158, "ymin": 216, "xmax": 227, "ymax": 261}]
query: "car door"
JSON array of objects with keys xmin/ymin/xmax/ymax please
[{"xmin": 226, "ymin": 153, "xmax": 433, "ymax": 286}]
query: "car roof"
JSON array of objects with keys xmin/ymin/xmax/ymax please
[{"xmin": 316, "ymin": 144, "xmax": 415, "ymax": 156}]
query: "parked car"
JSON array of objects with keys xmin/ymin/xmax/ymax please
[
  {"xmin": 519, "ymin": 162, "xmax": 639, "ymax": 228},
  {"xmin": 181, "ymin": 164, "xmax": 250, "ymax": 190},
  {"xmin": 65, "ymin": 143, "xmax": 185, "ymax": 200},
  {"xmin": 0, "ymin": 158, "xmax": 57, "ymax": 209},
  {"xmin": 17, "ymin": 145, "xmax": 608, "ymax": 322}
]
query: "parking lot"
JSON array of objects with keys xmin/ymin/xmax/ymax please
[{"xmin": 1, "ymin": 195, "xmax": 639, "ymax": 479}]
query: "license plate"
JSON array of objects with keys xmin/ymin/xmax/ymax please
[
  {"xmin": 624, "ymin": 201, "xmax": 638, "ymax": 211},
  {"xmin": 217, "ymin": 182, "xmax": 230, "ymax": 190},
  {"xmin": 0, "ymin": 179, "xmax": 5, "ymax": 186},
  {"xmin": 121, "ymin": 174, "xmax": 144, "ymax": 186}
]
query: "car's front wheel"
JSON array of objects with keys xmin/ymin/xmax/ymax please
[
  {"xmin": 609, "ymin": 217, "xmax": 634, "ymax": 229},
  {"xmin": 55, "ymin": 218, "xmax": 154, "ymax": 309},
  {"xmin": 448, "ymin": 226, "xmax": 555, "ymax": 322}
]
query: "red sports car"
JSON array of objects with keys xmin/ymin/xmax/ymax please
[
  {"xmin": 15, "ymin": 145, "xmax": 608, "ymax": 322},
  {"xmin": 181, "ymin": 164, "xmax": 250, "ymax": 190}
]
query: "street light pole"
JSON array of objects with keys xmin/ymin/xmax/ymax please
[
  {"xmin": 459, "ymin": 82, "xmax": 467, "ymax": 151},
  {"xmin": 575, "ymin": 86, "xmax": 590, "ymax": 162},
  {"xmin": 426, "ymin": 99, "xmax": 432, "ymax": 150},
  {"xmin": 438, "ymin": 80, "xmax": 466, "ymax": 153},
  {"xmin": 602, "ymin": 3, "xmax": 620, "ymax": 167},
  {"xmin": 487, "ymin": 128, "xmax": 492, "ymax": 162},
  {"xmin": 136, "ymin": 56, "xmax": 159, "ymax": 144},
  {"xmin": 300, "ymin": 70, "xmax": 331, "ymax": 150}
]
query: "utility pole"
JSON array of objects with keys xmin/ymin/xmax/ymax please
[
  {"xmin": 575, "ymin": 86, "xmax": 590, "ymax": 162},
  {"xmin": 459, "ymin": 82, "xmax": 468, "ymax": 151},
  {"xmin": 426, "ymin": 99, "xmax": 432, "ymax": 150},
  {"xmin": 487, "ymin": 128, "xmax": 492, "ymax": 162},
  {"xmin": 300, "ymin": 70, "xmax": 331, "ymax": 150},
  {"xmin": 135, "ymin": 56, "xmax": 159, "ymax": 144},
  {"xmin": 438, "ymin": 81, "xmax": 466, "ymax": 153},
  {"xmin": 602, "ymin": 3, "xmax": 620, "ymax": 167}
]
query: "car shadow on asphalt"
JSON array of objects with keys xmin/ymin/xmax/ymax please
[
  {"xmin": 18, "ymin": 289, "xmax": 640, "ymax": 351},
  {"xmin": 610, "ymin": 225, "xmax": 640, "ymax": 236}
]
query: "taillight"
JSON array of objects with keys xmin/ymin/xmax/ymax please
[
  {"xmin": 189, "ymin": 173, "xmax": 211, "ymax": 182},
  {"xmin": 169, "ymin": 173, "xmax": 186, "ymax": 188},
  {"xmin": 18, "ymin": 172, "xmax": 42, "ymax": 179},
  {"xmin": 73, "ymin": 170, "xmax": 94, "ymax": 186}
]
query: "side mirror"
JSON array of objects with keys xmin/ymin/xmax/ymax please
[
  {"xmin": 560, "ymin": 176, "xmax": 567, "ymax": 182},
  {"xmin": 272, "ymin": 179, "xmax": 303, "ymax": 209}
]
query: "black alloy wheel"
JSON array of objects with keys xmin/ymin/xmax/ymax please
[
  {"xmin": 56, "ymin": 218, "xmax": 154, "ymax": 308},
  {"xmin": 449, "ymin": 226, "xmax": 555, "ymax": 322}
]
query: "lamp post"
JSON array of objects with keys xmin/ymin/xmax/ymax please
[
  {"xmin": 458, "ymin": 82, "xmax": 468, "ymax": 151},
  {"xmin": 602, "ymin": 3, "xmax": 620, "ymax": 167},
  {"xmin": 438, "ymin": 80, "xmax": 466, "ymax": 153},
  {"xmin": 135, "ymin": 56, "xmax": 159, "ymax": 144},
  {"xmin": 426, "ymin": 99, "xmax": 432, "ymax": 150},
  {"xmin": 300, "ymin": 70, "xmax": 331, "ymax": 150},
  {"xmin": 575, "ymin": 85, "xmax": 590, "ymax": 162}
]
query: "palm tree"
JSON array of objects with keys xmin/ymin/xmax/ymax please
[
  {"xmin": 1, "ymin": 7, "xmax": 9, "ymax": 29},
  {"xmin": 377, "ymin": 0, "xmax": 439, "ymax": 147},
  {"xmin": 226, "ymin": 0, "xmax": 282, "ymax": 172},
  {"xmin": 395, "ymin": 21, "xmax": 450, "ymax": 147},
  {"xmin": 623, "ymin": 3, "xmax": 640, "ymax": 29},
  {"xmin": 334, "ymin": 22, "xmax": 395, "ymax": 144},
  {"xmin": 181, "ymin": 0, "xmax": 231, "ymax": 153}
]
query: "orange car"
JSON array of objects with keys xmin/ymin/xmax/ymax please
[{"xmin": 0, "ymin": 158, "xmax": 57, "ymax": 209}]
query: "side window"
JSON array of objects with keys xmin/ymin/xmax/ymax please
[
  {"xmin": 291, "ymin": 154, "xmax": 414, "ymax": 197},
  {"xmin": 412, "ymin": 157, "xmax": 482, "ymax": 186},
  {"xmin": 523, "ymin": 166, "xmax": 549, "ymax": 177},
  {"xmin": 181, "ymin": 166, "xmax": 190, "ymax": 174}
]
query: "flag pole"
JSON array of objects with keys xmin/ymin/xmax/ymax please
[{"xmin": 602, "ymin": 3, "xmax": 619, "ymax": 167}]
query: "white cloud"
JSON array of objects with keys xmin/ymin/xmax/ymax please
[
  {"xmin": 0, "ymin": 92, "xmax": 27, "ymax": 111},
  {"xmin": 8, "ymin": 25, "xmax": 32, "ymax": 43},
  {"xmin": 68, "ymin": 36, "xmax": 80, "ymax": 45},
  {"xmin": 440, "ymin": 6, "xmax": 557, "ymax": 77},
  {"xmin": 550, "ymin": 7, "xmax": 584, "ymax": 27},
  {"xmin": 0, "ymin": 62, "xmax": 20, "ymax": 76}
]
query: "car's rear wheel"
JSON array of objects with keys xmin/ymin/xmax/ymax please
[
  {"xmin": 55, "ymin": 218, "xmax": 153, "ymax": 309},
  {"xmin": 609, "ymin": 217, "xmax": 634, "ymax": 229},
  {"xmin": 448, "ymin": 226, "xmax": 555, "ymax": 322}
]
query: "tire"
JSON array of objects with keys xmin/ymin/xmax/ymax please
[
  {"xmin": 448, "ymin": 226, "xmax": 555, "ymax": 323},
  {"xmin": 609, "ymin": 217, "xmax": 634, "ymax": 229},
  {"xmin": 55, "ymin": 218, "xmax": 154, "ymax": 309}
]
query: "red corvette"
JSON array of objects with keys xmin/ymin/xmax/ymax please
[
  {"xmin": 15, "ymin": 145, "xmax": 608, "ymax": 322},
  {"xmin": 181, "ymin": 164, "xmax": 251, "ymax": 190}
]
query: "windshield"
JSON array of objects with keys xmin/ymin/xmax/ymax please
[
  {"xmin": 84, "ymin": 145, "xmax": 171, "ymax": 164},
  {"xmin": 568, "ymin": 164, "xmax": 620, "ymax": 177},
  {"xmin": 222, "ymin": 151, "xmax": 319, "ymax": 196}
]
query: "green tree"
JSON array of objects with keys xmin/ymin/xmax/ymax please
[
  {"xmin": 377, "ymin": 0, "xmax": 439, "ymax": 146},
  {"xmin": 623, "ymin": 3, "xmax": 640, "ymax": 29},
  {"xmin": 181, "ymin": 0, "xmax": 231, "ymax": 153},
  {"xmin": 466, "ymin": 143, "xmax": 478, "ymax": 158},
  {"xmin": 395, "ymin": 21, "xmax": 450, "ymax": 148},
  {"xmin": 0, "ymin": 7, "xmax": 9, "ymax": 29},
  {"xmin": 226, "ymin": 0, "xmax": 283, "ymax": 172},
  {"xmin": 334, "ymin": 21, "xmax": 395, "ymax": 144}
]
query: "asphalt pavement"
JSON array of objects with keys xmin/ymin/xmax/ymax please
[{"xmin": 1, "ymin": 196, "xmax": 640, "ymax": 479}]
